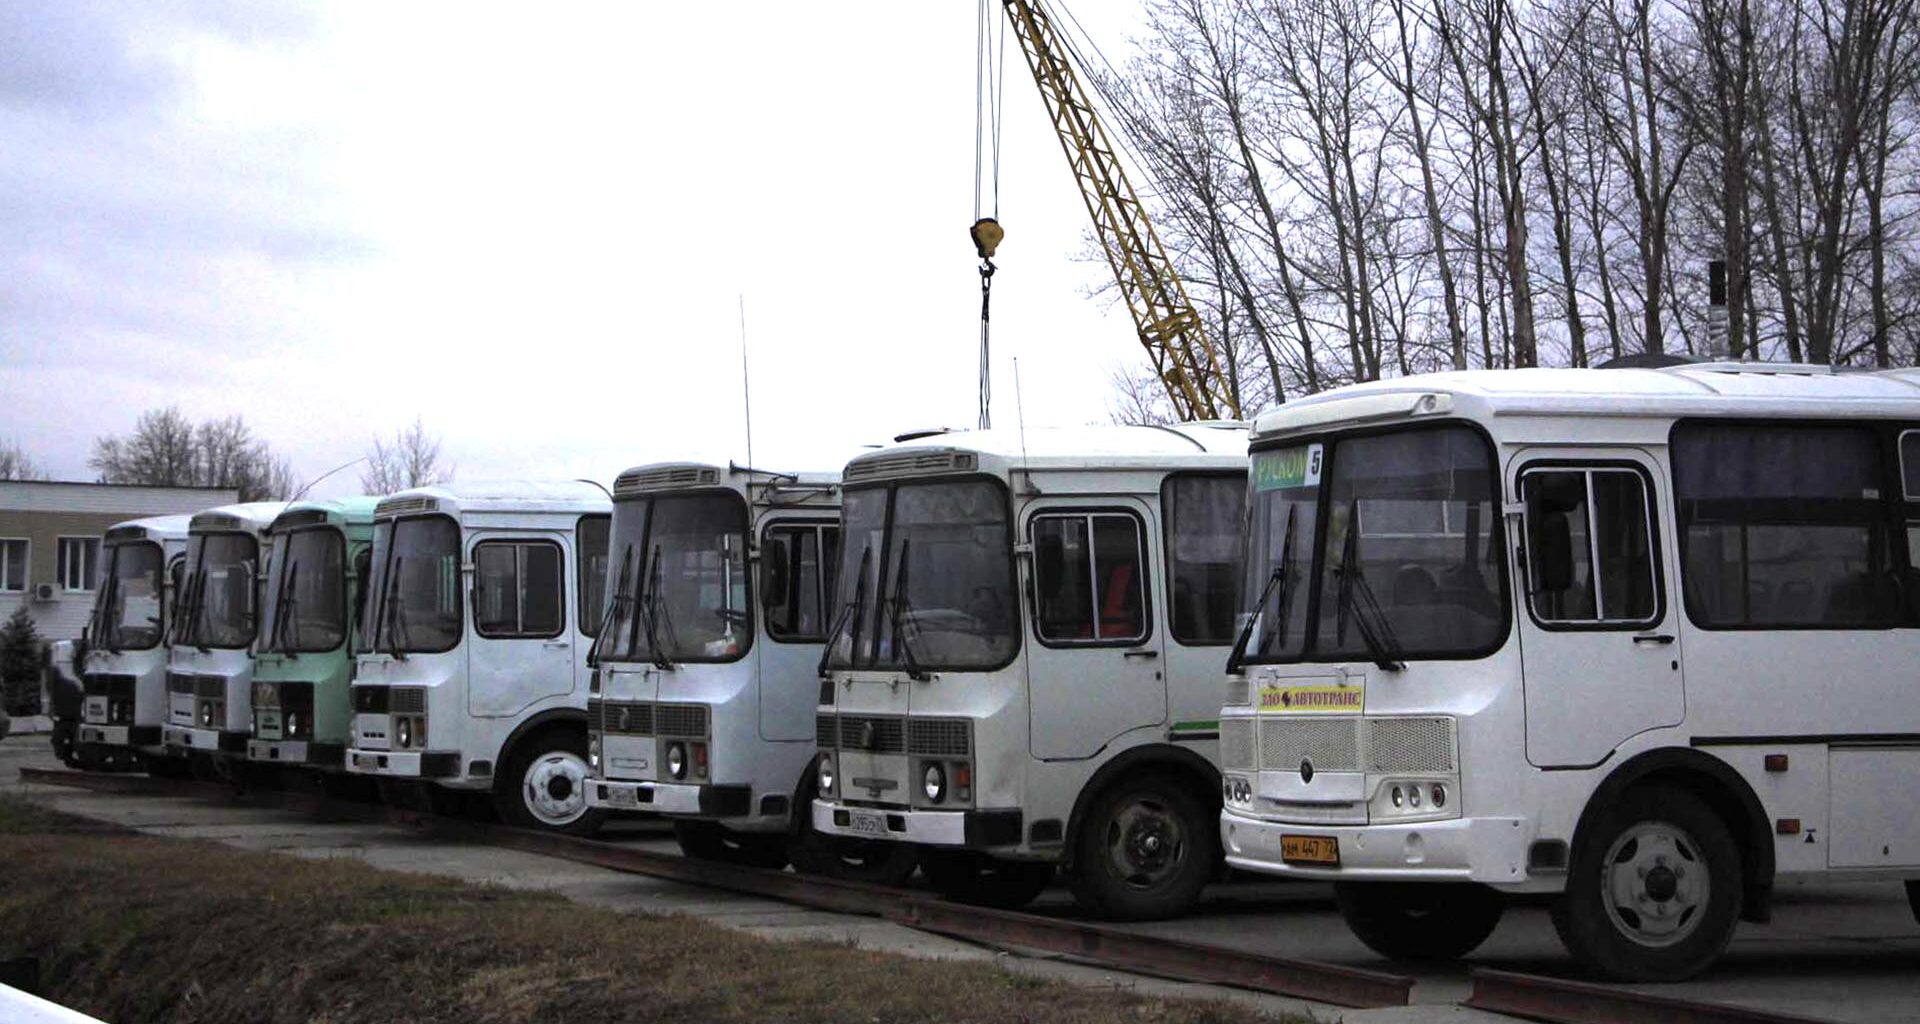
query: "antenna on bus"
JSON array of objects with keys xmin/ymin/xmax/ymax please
[
  {"xmin": 289, "ymin": 455, "xmax": 367, "ymax": 503},
  {"xmin": 1014, "ymin": 356, "xmax": 1037, "ymax": 494},
  {"xmin": 739, "ymin": 294, "xmax": 755, "ymax": 473}
]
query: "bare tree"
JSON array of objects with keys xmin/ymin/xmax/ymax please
[
  {"xmin": 0, "ymin": 441, "xmax": 49, "ymax": 481},
  {"xmin": 360, "ymin": 418, "xmax": 454, "ymax": 495},
  {"xmin": 90, "ymin": 407, "xmax": 295, "ymax": 502}
]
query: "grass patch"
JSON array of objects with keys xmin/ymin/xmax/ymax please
[{"xmin": 0, "ymin": 794, "xmax": 1293, "ymax": 1023}]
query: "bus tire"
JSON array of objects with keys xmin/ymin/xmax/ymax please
[
  {"xmin": 1068, "ymin": 772, "xmax": 1216, "ymax": 921},
  {"xmin": 50, "ymin": 721, "xmax": 77, "ymax": 767},
  {"xmin": 674, "ymin": 821, "xmax": 790, "ymax": 870},
  {"xmin": 1335, "ymin": 882, "xmax": 1504, "ymax": 961},
  {"xmin": 494, "ymin": 726, "xmax": 606, "ymax": 836},
  {"xmin": 921, "ymin": 851, "xmax": 1054, "ymax": 909},
  {"xmin": 1551, "ymin": 784, "xmax": 1742, "ymax": 981}
]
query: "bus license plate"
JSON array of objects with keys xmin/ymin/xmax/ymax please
[
  {"xmin": 352, "ymin": 753, "xmax": 380, "ymax": 770},
  {"xmin": 846, "ymin": 809, "xmax": 887, "ymax": 836},
  {"xmin": 606, "ymin": 787, "xmax": 639, "ymax": 809},
  {"xmin": 1280, "ymin": 834, "xmax": 1340, "ymax": 866}
]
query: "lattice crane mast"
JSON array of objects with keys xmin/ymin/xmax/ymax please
[{"xmin": 979, "ymin": 0, "xmax": 1240, "ymax": 422}]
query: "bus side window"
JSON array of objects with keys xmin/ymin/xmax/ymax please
[
  {"xmin": 763, "ymin": 524, "xmax": 832, "ymax": 642},
  {"xmin": 1031, "ymin": 513, "xmax": 1147, "ymax": 645},
  {"xmin": 1902, "ymin": 430, "xmax": 1920, "ymax": 618},
  {"xmin": 1162, "ymin": 473, "xmax": 1246, "ymax": 645},
  {"xmin": 1522, "ymin": 468, "xmax": 1657, "ymax": 626},
  {"xmin": 1673, "ymin": 422, "xmax": 1896, "ymax": 628},
  {"xmin": 576, "ymin": 515, "xmax": 610, "ymax": 637},
  {"xmin": 473, "ymin": 540, "xmax": 565, "ymax": 639}
]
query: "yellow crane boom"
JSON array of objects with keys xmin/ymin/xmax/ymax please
[{"xmin": 999, "ymin": 0, "xmax": 1240, "ymax": 421}]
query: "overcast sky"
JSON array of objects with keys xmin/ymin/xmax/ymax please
[{"xmin": 0, "ymin": 2, "xmax": 1162, "ymax": 497}]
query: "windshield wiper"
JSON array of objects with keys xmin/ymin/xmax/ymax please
[
  {"xmin": 1332, "ymin": 508, "xmax": 1405, "ymax": 672},
  {"xmin": 587, "ymin": 543, "xmax": 634, "ymax": 669},
  {"xmin": 94, "ymin": 561, "xmax": 122, "ymax": 654},
  {"xmin": 381, "ymin": 556, "xmax": 409, "ymax": 661},
  {"xmin": 1227, "ymin": 504, "xmax": 1298, "ymax": 674},
  {"xmin": 182, "ymin": 573, "xmax": 211, "ymax": 652},
  {"xmin": 884, "ymin": 539, "xmax": 929, "ymax": 681},
  {"xmin": 817, "ymin": 543, "xmax": 873, "ymax": 678},
  {"xmin": 637, "ymin": 545, "xmax": 676, "ymax": 670},
  {"xmin": 270, "ymin": 563, "xmax": 301, "ymax": 657}
]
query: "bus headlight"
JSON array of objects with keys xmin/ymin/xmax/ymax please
[
  {"xmin": 587, "ymin": 733, "xmax": 600, "ymax": 771},
  {"xmin": 922, "ymin": 762, "xmax": 947, "ymax": 804},
  {"xmin": 284, "ymin": 711, "xmax": 301, "ymax": 738},
  {"xmin": 1222, "ymin": 773, "xmax": 1254, "ymax": 809},
  {"xmin": 817, "ymin": 754, "xmax": 835, "ymax": 796},
  {"xmin": 666, "ymin": 741, "xmax": 687, "ymax": 780},
  {"xmin": 199, "ymin": 701, "xmax": 214, "ymax": 727},
  {"xmin": 396, "ymin": 717, "xmax": 413, "ymax": 749}
]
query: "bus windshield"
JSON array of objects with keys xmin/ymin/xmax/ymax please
[
  {"xmin": 824, "ymin": 478, "xmax": 1017, "ymax": 671},
  {"xmin": 598, "ymin": 491, "xmax": 751, "ymax": 664},
  {"xmin": 94, "ymin": 541, "xmax": 165, "ymax": 651},
  {"xmin": 259, "ymin": 527, "xmax": 347, "ymax": 654},
  {"xmin": 179, "ymin": 533, "xmax": 260, "ymax": 650},
  {"xmin": 1240, "ymin": 424, "xmax": 1505, "ymax": 664},
  {"xmin": 359, "ymin": 517, "xmax": 463, "ymax": 655}
]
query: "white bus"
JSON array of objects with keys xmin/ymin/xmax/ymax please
[
  {"xmin": 346, "ymin": 482, "xmax": 611, "ymax": 833},
  {"xmin": 580, "ymin": 463, "xmax": 900, "ymax": 874},
  {"xmin": 161, "ymin": 503, "xmax": 286, "ymax": 772},
  {"xmin": 1218, "ymin": 364, "xmax": 1920, "ymax": 981},
  {"xmin": 811, "ymin": 426, "xmax": 1247, "ymax": 918},
  {"xmin": 72, "ymin": 515, "xmax": 193, "ymax": 773}
]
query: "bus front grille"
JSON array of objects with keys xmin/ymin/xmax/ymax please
[{"xmin": 1254, "ymin": 716, "xmax": 1456, "ymax": 775}]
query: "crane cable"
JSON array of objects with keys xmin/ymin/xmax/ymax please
[{"xmin": 972, "ymin": 0, "xmax": 1008, "ymax": 431}]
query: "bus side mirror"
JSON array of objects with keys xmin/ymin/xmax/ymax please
[
  {"xmin": 1035, "ymin": 534, "xmax": 1064, "ymax": 597},
  {"xmin": 1530, "ymin": 508, "xmax": 1576, "ymax": 594},
  {"xmin": 760, "ymin": 541, "xmax": 789, "ymax": 609}
]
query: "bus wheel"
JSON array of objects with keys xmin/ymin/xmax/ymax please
[
  {"xmin": 1335, "ymin": 882, "xmax": 1504, "ymax": 961},
  {"xmin": 674, "ymin": 821, "xmax": 790, "ymax": 870},
  {"xmin": 495, "ymin": 727, "xmax": 607, "ymax": 836},
  {"xmin": 921, "ymin": 851, "xmax": 1054, "ymax": 909},
  {"xmin": 1551, "ymin": 785, "xmax": 1742, "ymax": 981},
  {"xmin": 1068, "ymin": 773, "xmax": 1216, "ymax": 920}
]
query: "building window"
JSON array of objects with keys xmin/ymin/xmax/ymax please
[
  {"xmin": 0, "ymin": 539, "xmax": 25, "ymax": 592},
  {"xmin": 473, "ymin": 540, "xmax": 565, "ymax": 638},
  {"xmin": 59, "ymin": 536, "xmax": 101, "ymax": 591}
]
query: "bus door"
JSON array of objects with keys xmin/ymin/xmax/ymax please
[
  {"xmin": 1512, "ymin": 451, "xmax": 1684, "ymax": 768},
  {"xmin": 1023, "ymin": 498, "xmax": 1164, "ymax": 760},
  {"xmin": 466, "ymin": 533, "xmax": 573, "ymax": 718}
]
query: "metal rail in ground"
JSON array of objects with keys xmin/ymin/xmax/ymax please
[
  {"xmin": 16, "ymin": 766, "xmax": 1412, "ymax": 1009},
  {"xmin": 1464, "ymin": 968, "xmax": 1840, "ymax": 1024}
]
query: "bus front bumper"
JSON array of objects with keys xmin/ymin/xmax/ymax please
[
  {"xmin": 811, "ymin": 799, "xmax": 1022, "ymax": 849},
  {"xmin": 1221, "ymin": 809, "xmax": 1533, "ymax": 885},
  {"xmin": 587, "ymin": 779, "xmax": 753, "ymax": 818},
  {"xmin": 345, "ymin": 748, "xmax": 461, "ymax": 779},
  {"xmin": 248, "ymin": 739, "xmax": 345, "ymax": 768},
  {"xmin": 163, "ymin": 725, "xmax": 247, "ymax": 755}
]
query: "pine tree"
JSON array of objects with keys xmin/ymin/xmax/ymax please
[{"xmin": 0, "ymin": 606, "xmax": 44, "ymax": 715}]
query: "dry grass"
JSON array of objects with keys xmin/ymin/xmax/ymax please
[{"xmin": 0, "ymin": 795, "xmax": 1295, "ymax": 1024}]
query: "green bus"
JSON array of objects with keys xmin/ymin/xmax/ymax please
[{"xmin": 246, "ymin": 497, "xmax": 379, "ymax": 775}]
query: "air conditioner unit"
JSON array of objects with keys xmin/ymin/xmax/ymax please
[{"xmin": 30, "ymin": 582, "xmax": 57, "ymax": 602}]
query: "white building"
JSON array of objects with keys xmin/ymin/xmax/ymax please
[{"xmin": 0, "ymin": 481, "xmax": 238, "ymax": 641}]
